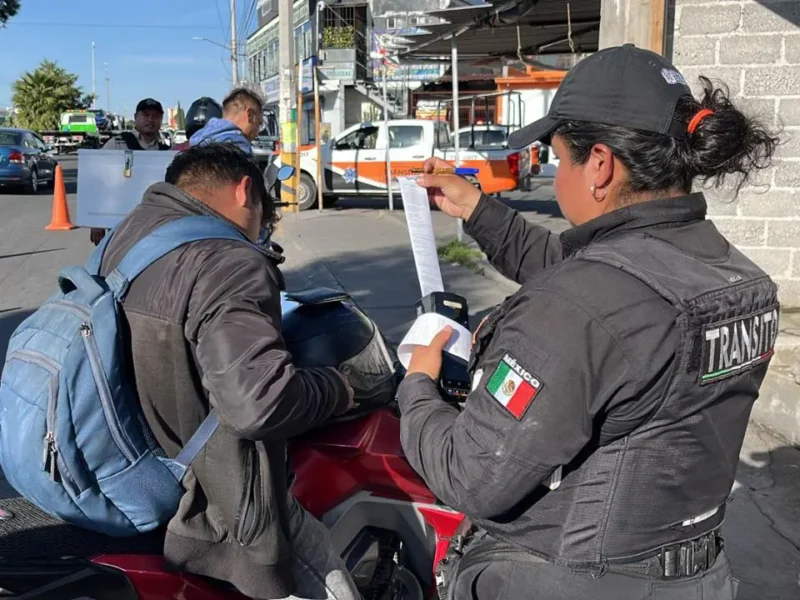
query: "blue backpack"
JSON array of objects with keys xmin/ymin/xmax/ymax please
[{"xmin": 0, "ymin": 216, "xmax": 246, "ymax": 536}]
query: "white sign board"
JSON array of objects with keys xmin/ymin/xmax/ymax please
[{"xmin": 76, "ymin": 149, "xmax": 178, "ymax": 228}]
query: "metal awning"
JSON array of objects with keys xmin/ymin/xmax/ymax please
[
  {"xmin": 425, "ymin": 4, "xmax": 495, "ymax": 23},
  {"xmin": 398, "ymin": 0, "xmax": 600, "ymax": 59}
]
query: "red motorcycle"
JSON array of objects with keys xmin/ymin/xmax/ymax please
[{"xmin": 0, "ymin": 287, "xmax": 469, "ymax": 599}]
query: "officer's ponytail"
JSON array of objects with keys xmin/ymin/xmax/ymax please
[
  {"xmin": 554, "ymin": 76, "xmax": 780, "ymax": 202},
  {"xmin": 676, "ymin": 76, "xmax": 779, "ymax": 192}
]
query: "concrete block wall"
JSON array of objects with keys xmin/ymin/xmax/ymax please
[{"xmin": 672, "ymin": 0, "xmax": 800, "ymax": 307}]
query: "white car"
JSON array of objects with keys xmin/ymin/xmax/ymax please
[{"xmin": 173, "ymin": 130, "xmax": 187, "ymax": 144}]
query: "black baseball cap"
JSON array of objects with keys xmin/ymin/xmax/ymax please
[
  {"xmin": 135, "ymin": 98, "xmax": 164, "ymax": 114},
  {"xmin": 508, "ymin": 44, "xmax": 694, "ymax": 149}
]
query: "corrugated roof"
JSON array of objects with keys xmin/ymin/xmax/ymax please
[
  {"xmin": 425, "ymin": 4, "xmax": 495, "ymax": 23},
  {"xmin": 399, "ymin": 0, "xmax": 601, "ymax": 59}
]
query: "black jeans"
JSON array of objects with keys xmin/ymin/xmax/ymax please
[{"xmin": 452, "ymin": 546, "xmax": 738, "ymax": 600}]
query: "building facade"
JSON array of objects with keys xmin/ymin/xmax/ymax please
[
  {"xmin": 246, "ymin": 0, "xmax": 450, "ymax": 145},
  {"xmin": 671, "ymin": 0, "xmax": 800, "ymax": 306}
]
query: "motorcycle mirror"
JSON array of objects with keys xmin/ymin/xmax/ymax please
[{"xmin": 277, "ymin": 165, "xmax": 295, "ymax": 181}]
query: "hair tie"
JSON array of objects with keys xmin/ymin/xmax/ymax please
[{"xmin": 687, "ymin": 109, "xmax": 715, "ymax": 134}]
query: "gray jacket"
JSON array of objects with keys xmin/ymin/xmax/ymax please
[{"xmin": 101, "ymin": 182, "xmax": 350, "ymax": 599}]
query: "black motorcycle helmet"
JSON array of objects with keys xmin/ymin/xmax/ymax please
[{"xmin": 185, "ymin": 97, "xmax": 223, "ymax": 139}]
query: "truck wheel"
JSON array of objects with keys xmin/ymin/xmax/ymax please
[{"xmin": 297, "ymin": 173, "xmax": 318, "ymax": 211}]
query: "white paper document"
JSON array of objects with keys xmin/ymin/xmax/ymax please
[
  {"xmin": 397, "ymin": 313, "xmax": 471, "ymax": 369},
  {"xmin": 397, "ymin": 176, "xmax": 444, "ymax": 298}
]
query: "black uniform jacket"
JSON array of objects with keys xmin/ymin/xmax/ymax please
[{"xmin": 396, "ymin": 193, "xmax": 716, "ymax": 520}]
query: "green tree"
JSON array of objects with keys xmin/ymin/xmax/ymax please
[
  {"xmin": 0, "ymin": 0, "xmax": 21, "ymax": 25},
  {"xmin": 11, "ymin": 60, "xmax": 89, "ymax": 131},
  {"xmin": 175, "ymin": 101, "xmax": 186, "ymax": 130},
  {"xmin": 77, "ymin": 93, "xmax": 96, "ymax": 109}
]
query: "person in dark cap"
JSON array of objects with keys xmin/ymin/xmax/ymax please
[
  {"xmin": 397, "ymin": 44, "xmax": 780, "ymax": 599},
  {"xmin": 91, "ymin": 98, "xmax": 171, "ymax": 244},
  {"xmin": 103, "ymin": 98, "xmax": 169, "ymax": 151}
]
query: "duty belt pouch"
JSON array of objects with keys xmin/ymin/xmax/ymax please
[
  {"xmin": 436, "ymin": 524, "xmax": 481, "ymax": 600},
  {"xmin": 437, "ymin": 528, "xmax": 549, "ymax": 600}
]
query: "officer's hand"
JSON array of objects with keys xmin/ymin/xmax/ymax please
[
  {"xmin": 331, "ymin": 368, "xmax": 355, "ymax": 415},
  {"xmin": 415, "ymin": 158, "xmax": 482, "ymax": 221},
  {"xmin": 407, "ymin": 326, "xmax": 454, "ymax": 381}
]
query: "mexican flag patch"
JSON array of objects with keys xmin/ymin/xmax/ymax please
[{"xmin": 486, "ymin": 353, "xmax": 543, "ymax": 419}]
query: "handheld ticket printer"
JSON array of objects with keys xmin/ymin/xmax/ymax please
[{"xmin": 414, "ymin": 292, "xmax": 472, "ymax": 401}]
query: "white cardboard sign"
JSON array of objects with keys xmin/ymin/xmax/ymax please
[{"xmin": 75, "ymin": 149, "xmax": 178, "ymax": 228}]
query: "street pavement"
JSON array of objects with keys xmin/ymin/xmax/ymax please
[{"xmin": 0, "ymin": 159, "xmax": 797, "ymax": 598}]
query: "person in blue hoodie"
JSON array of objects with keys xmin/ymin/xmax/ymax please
[{"xmin": 189, "ymin": 87, "xmax": 264, "ymax": 153}]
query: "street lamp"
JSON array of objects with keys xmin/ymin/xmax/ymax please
[{"xmin": 192, "ymin": 36, "xmax": 231, "ymax": 51}]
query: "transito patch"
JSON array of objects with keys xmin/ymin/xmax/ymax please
[
  {"xmin": 486, "ymin": 353, "xmax": 543, "ymax": 419},
  {"xmin": 700, "ymin": 306, "xmax": 779, "ymax": 385}
]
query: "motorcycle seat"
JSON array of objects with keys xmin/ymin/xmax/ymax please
[{"xmin": 0, "ymin": 496, "xmax": 164, "ymax": 560}]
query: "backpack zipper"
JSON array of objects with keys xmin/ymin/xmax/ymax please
[
  {"xmin": 80, "ymin": 323, "xmax": 137, "ymax": 463},
  {"xmin": 48, "ymin": 299, "xmax": 91, "ymax": 320},
  {"xmin": 6, "ymin": 349, "xmax": 78, "ymax": 494}
]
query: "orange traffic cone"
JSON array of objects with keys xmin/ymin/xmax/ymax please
[{"xmin": 45, "ymin": 164, "xmax": 76, "ymax": 231}]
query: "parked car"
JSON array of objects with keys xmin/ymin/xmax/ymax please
[
  {"xmin": 173, "ymin": 130, "xmax": 187, "ymax": 145},
  {"xmin": 0, "ymin": 128, "xmax": 57, "ymax": 194}
]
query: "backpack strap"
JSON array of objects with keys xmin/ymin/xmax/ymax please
[
  {"xmin": 173, "ymin": 408, "xmax": 220, "ymax": 475},
  {"xmin": 85, "ymin": 228, "xmax": 116, "ymax": 275},
  {"xmin": 105, "ymin": 215, "xmax": 253, "ymax": 300}
]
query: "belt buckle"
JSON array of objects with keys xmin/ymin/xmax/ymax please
[
  {"xmin": 679, "ymin": 541, "xmax": 697, "ymax": 577},
  {"xmin": 661, "ymin": 546, "xmax": 679, "ymax": 579},
  {"xmin": 662, "ymin": 532, "xmax": 717, "ymax": 579}
]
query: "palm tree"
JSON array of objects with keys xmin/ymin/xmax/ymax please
[{"xmin": 12, "ymin": 60, "xmax": 88, "ymax": 131}]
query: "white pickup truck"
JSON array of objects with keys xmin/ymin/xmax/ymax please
[{"xmin": 280, "ymin": 119, "xmax": 528, "ymax": 210}]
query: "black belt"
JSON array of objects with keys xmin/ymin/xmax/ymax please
[
  {"xmin": 606, "ymin": 530, "xmax": 723, "ymax": 579},
  {"xmin": 438, "ymin": 527, "xmax": 722, "ymax": 598}
]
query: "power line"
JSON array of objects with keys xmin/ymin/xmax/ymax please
[
  {"xmin": 214, "ymin": 0, "xmax": 230, "ymax": 44},
  {"xmin": 239, "ymin": 0, "xmax": 258, "ymax": 43},
  {"xmin": 9, "ymin": 21, "xmax": 218, "ymax": 30}
]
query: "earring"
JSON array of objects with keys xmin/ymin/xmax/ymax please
[
  {"xmin": 595, "ymin": 187, "xmax": 606, "ymax": 202},
  {"xmin": 590, "ymin": 184, "xmax": 596, "ymax": 196}
]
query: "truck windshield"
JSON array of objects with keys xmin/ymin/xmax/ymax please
[{"xmin": 68, "ymin": 115, "xmax": 89, "ymax": 124}]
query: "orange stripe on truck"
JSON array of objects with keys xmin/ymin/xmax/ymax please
[{"xmin": 330, "ymin": 157, "xmax": 517, "ymax": 195}]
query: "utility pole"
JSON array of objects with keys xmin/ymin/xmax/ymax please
[
  {"xmin": 230, "ymin": 0, "xmax": 239, "ymax": 85},
  {"xmin": 104, "ymin": 62, "xmax": 110, "ymax": 114},
  {"xmin": 91, "ymin": 42, "xmax": 97, "ymax": 109},
  {"xmin": 382, "ymin": 61, "xmax": 392, "ymax": 210},
  {"xmin": 451, "ymin": 38, "xmax": 463, "ymax": 242},
  {"xmin": 279, "ymin": 0, "xmax": 299, "ymax": 212}
]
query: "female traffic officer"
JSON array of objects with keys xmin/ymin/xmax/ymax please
[{"xmin": 397, "ymin": 44, "xmax": 780, "ymax": 600}]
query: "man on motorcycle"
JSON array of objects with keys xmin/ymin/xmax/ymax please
[{"xmin": 99, "ymin": 142, "xmax": 360, "ymax": 600}]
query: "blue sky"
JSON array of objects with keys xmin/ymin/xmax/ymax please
[{"xmin": 0, "ymin": 0, "xmax": 258, "ymax": 118}]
